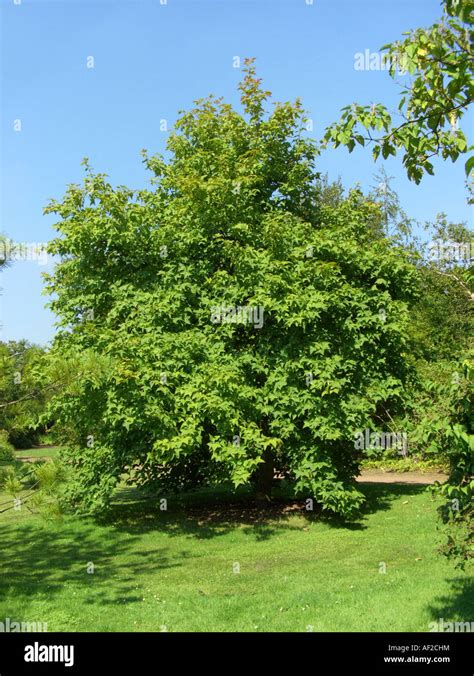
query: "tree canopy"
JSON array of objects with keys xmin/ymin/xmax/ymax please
[{"xmin": 44, "ymin": 61, "xmax": 418, "ymax": 516}]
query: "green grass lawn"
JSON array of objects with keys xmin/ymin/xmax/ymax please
[
  {"xmin": 14, "ymin": 447, "xmax": 61, "ymax": 460},
  {"xmin": 0, "ymin": 480, "xmax": 470, "ymax": 632}
]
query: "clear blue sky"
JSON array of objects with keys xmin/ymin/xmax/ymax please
[{"xmin": 1, "ymin": 0, "xmax": 472, "ymax": 346}]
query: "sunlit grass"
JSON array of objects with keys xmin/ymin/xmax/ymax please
[{"xmin": 0, "ymin": 481, "xmax": 470, "ymax": 632}]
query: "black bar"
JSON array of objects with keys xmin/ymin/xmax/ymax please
[{"xmin": 0, "ymin": 632, "xmax": 472, "ymax": 675}]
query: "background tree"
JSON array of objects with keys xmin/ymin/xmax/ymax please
[
  {"xmin": 323, "ymin": 0, "xmax": 473, "ymax": 565},
  {"xmin": 435, "ymin": 360, "xmax": 473, "ymax": 568},
  {"xmin": 0, "ymin": 340, "xmax": 48, "ymax": 448},
  {"xmin": 323, "ymin": 0, "xmax": 473, "ymax": 183}
]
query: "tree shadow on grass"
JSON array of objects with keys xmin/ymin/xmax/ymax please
[
  {"xmin": 102, "ymin": 495, "xmax": 311, "ymax": 542},
  {"xmin": 359, "ymin": 481, "xmax": 430, "ymax": 516},
  {"xmin": 0, "ymin": 517, "xmax": 184, "ymax": 609},
  {"xmin": 101, "ymin": 480, "xmax": 430, "ymax": 542},
  {"xmin": 427, "ymin": 577, "xmax": 474, "ymax": 623}
]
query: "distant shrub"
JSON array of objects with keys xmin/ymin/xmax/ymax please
[{"xmin": 0, "ymin": 430, "xmax": 15, "ymax": 461}]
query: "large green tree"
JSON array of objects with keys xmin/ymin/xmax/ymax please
[{"xmin": 44, "ymin": 61, "xmax": 418, "ymax": 516}]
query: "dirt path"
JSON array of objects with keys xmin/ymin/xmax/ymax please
[
  {"xmin": 11, "ymin": 457, "xmax": 449, "ymax": 484},
  {"xmin": 15, "ymin": 457, "xmax": 46, "ymax": 463},
  {"xmin": 357, "ymin": 469, "xmax": 447, "ymax": 484}
]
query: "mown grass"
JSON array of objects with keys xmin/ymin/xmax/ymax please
[
  {"xmin": 14, "ymin": 447, "xmax": 61, "ymax": 460},
  {"xmin": 0, "ymin": 479, "xmax": 470, "ymax": 632}
]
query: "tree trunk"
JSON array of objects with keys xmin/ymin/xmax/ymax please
[{"xmin": 254, "ymin": 449, "xmax": 274, "ymax": 501}]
